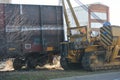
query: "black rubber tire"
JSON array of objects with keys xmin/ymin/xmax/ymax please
[
  {"xmin": 60, "ymin": 57, "xmax": 70, "ymax": 70},
  {"xmin": 13, "ymin": 58, "xmax": 24, "ymax": 70},
  {"xmin": 60, "ymin": 57, "xmax": 81, "ymax": 70}
]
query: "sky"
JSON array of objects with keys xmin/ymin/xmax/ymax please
[{"xmin": 11, "ymin": 0, "xmax": 120, "ymax": 26}]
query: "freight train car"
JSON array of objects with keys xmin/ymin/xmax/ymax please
[{"xmin": 0, "ymin": 4, "xmax": 64, "ymax": 70}]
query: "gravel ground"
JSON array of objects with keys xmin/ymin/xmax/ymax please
[
  {"xmin": 0, "ymin": 69, "xmax": 120, "ymax": 80},
  {"xmin": 51, "ymin": 71, "xmax": 120, "ymax": 80},
  {"xmin": 0, "ymin": 59, "xmax": 120, "ymax": 80}
]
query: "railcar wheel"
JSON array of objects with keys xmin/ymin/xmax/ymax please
[
  {"xmin": 26, "ymin": 57, "xmax": 37, "ymax": 69},
  {"xmin": 13, "ymin": 58, "xmax": 24, "ymax": 70}
]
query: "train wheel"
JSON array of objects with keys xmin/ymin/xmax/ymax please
[
  {"xmin": 13, "ymin": 58, "xmax": 23, "ymax": 70},
  {"xmin": 26, "ymin": 57, "xmax": 37, "ymax": 69}
]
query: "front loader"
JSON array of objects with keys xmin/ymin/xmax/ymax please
[{"xmin": 60, "ymin": 0, "xmax": 120, "ymax": 71}]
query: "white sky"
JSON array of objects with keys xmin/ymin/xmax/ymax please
[{"xmin": 12, "ymin": 0, "xmax": 120, "ymax": 26}]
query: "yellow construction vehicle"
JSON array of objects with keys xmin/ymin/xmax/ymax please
[{"xmin": 60, "ymin": 0, "xmax": 120, "ymax": 71}]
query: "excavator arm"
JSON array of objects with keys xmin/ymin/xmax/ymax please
[{"xmin": 62, "ymin": 0, "xmax": 88, "ymax": 43}]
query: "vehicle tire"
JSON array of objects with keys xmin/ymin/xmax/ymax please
[
  {"xmin": 60, "ymin": 57, "xmax": 70, "ymax": 70},
  {"xmin": 60, "ymin": 57, "xmax": 82, "ymax": 70}
]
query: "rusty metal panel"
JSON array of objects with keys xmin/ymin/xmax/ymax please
[
  {"xmin": 40, "ymin": 6, "xmax": 63, "ymax": 51},
  {"xmin": 40, "ymin": 6, "xmax": 63, "ymax": 25},
  {"xmin": 21, "ymin": 30, "xmax": 42, "ymax": 53},
  {"xmin": 0, "ymin": 4, "xmax": 5, "ymax": 30},
  {"xmin": 41, "ymin": 25, "xmax": 64, "ymax": 51},
  {"xmin": 5, "ymin": 4, "xmax": 20, "ymax": 26},
  {"xmin": 0, "ymin": 4, "xmax": 5, "ymax": 59},
  {"xmin": 0, "ymin": 4, "xmax": 64, "ymax": 58},
  {"xmin": 20, "ymin": 5, "xmax": 40, "ymax": 25}
]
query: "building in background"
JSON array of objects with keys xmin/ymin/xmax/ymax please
[
  {"xmin": 0, "ymin": 0, "xmax": 11, "ymax": 3},
  {"xmin": 67, "ymin": 3, "xmax": 109, "ymax": 32}
]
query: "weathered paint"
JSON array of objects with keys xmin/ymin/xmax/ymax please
[{"xmin": 0, "ymin": 4, "xmax": 64, "ymax": 58}]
